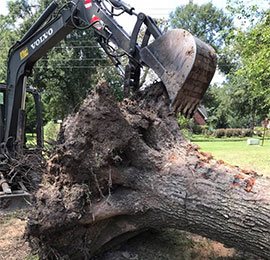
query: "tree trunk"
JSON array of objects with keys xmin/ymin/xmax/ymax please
[{"xmin": 27, "ymin": 82, "xmax": 270, "ymax": 259}]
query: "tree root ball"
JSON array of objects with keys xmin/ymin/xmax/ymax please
[{"xmin": 27, "ymin": 82, "xmax": 270, "ymax": 259}]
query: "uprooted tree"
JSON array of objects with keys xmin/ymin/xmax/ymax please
[{"xmin": 26, "ymin": 82, "xmax": 270, "ymax": 259}]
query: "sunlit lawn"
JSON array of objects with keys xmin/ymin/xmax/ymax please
[
  {"xmin": 27, "ymin": 132, "xmax": 270, "ymax": 176},
  {"xmin": 193, "ymin": 140, "xmax": 270, "ymax": 177}
]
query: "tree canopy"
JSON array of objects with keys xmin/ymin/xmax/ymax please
[
  {"xmin": 170, "ymin": 2, "xmax": 233, "ymax": 50},
  {"xmin": 170, "ymin": 2, "xmax": 234, "ymax": 75},
  {"xmin": 215, "ymin": 8, "xmax": 270, "ymax": 128}
]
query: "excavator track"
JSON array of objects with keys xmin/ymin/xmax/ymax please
[
  {"xmin": 0, "ymin": 176, "xmax": 30, "ymax": 211},
  {"xmin": 140, "ymin": 29, "xmax": 217, "ymax": 117}
]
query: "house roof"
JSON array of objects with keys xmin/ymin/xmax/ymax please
[{"xmin": 197, "ymin": 105, "xmax": 208, "ymax": 120}]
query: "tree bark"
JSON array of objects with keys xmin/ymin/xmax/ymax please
[{"xmin": 27, "ymin": 82, "xmax": 270, "ymax": 259}]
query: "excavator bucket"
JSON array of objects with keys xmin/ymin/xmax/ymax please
[{"xmin": 140, "ymin": 29, "xmax": 217, "ymax": 117}]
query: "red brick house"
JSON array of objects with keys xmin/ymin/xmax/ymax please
[{"xmin": 193, "ymin": 106, "xmax": 208, "ymax": 125}]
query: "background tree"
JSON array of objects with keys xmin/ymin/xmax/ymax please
[
  {"xmin": 218, "ymin": 5, "xmax": 270, "ymax": 129},
  {"xmin": 169, "ymin": 2, "xmax": 234, "ymax": 74},
  {"xmin": 202, "ymin": 84, "xmax": 231, "ymax": 129},
  {"xmin": 0, "ymin": 15, "xmax": 19, "ymax": 81},
  {"xmin": 233, "ymin": 11, "xmax": 270, "ymax": 126},
  {"xmin": 170, "ymin": 1, "xmax": 270, "ymax": 130}
]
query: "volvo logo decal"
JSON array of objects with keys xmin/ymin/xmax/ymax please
[{"xmin": 31, "ymin": 28, "xmax": 54, "ymax": 50}]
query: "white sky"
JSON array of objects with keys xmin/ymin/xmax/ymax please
[
  {"xmin": 1, "ymin": 0, "xmax": 268, "ymax": 32},
  {"xmin": 1, "ymin": 0, "xmax": 269, "ymax": 16},
  {"xmin": 0, "ymin": 0, "xmax": 227, "ymax": 17},
  {"xmin": 122, "ymin": 0, "xmax": 227, "ymax": 17}
]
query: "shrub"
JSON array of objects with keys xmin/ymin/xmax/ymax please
[
  {"xmin": 225, "ymin": 128, "xmax": 233, "ymax": 137},
  {"xmin": 212, "ymin": 128, "xmax": 253, "ymax": 138},
  {"xmin": 213, "ymin": 128, "xmax": 226, "ymax": 138},
  {"xmin": 177, "ymin": 114, "xmax": 191, "ymax": 129},
  {"xmin": 201, "ymin": 125, "xmax": 214, "ymax": 136},
  {"xmin": 192, "ymin": 124, "xmax": 203, "ymax": 135},
  {"xmin": 241, "ymin": 129, "xmax": 253, "ymax": 137},
  {"xmin": 177, "ymin": 114, "xmax": 205, "ymax": 135},
  {"xmin": 229, "ymin": 129, "xmax": 243, "ymax": 137}
]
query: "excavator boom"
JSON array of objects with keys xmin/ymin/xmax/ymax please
[{"xmin": 0, "ymin": 0, "xmax": 217, "ymax": 206}]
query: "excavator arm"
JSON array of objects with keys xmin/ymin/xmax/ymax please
[
  {"xmin": 1, "ymin": 0, "xmax": 217, "ymax": 205},
  {"xmin": 4, "ymin": 0, "xmax": 217, "ymax": 152}
]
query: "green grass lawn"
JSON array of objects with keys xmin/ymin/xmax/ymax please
[{"xmin": 193, "ymin": 140, "xmax": 270, "ymax": 177}]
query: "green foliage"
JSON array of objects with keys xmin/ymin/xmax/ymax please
[
  {"xmin": 44, "ymin": 121, "xmax": 60, "ymax": 142},
  {"xmin": 254, "ymin": 127, "xmax": 270, "ymax": 137},
  {"xmin": 226, "ymin": 0, "xmax": 268, "ymax": 29},
  {"xmin": 203, "ymin": 84, "xmax": 233, "ymax": 129},
  {"xmin": 177, "ymin": 114, "xmax": 191, "ymax": 129},
  {"xmin": 25, "ymin": 255, "xmax": 39, "ymax": 260},
  {"xmin": 234, "ymin": 15, "xmax": 270, "ymax": 118},
  {"xmin": 204, "ymin": 4, "xmax": 270, "ymax": 128},
  {"xmin": 203, "ymin": 69, "xmax": 268, "ymax": 130},
  {"xmin": 170, "ymin": 2, "xmax": 234, "ymax": 74},
  {"xmin": 94, "ymin": 66, "xmax": 124, "ymax": 101},
  {"xmin": 171, "ymin": 1, "xmax": 270, "ymax": 131},
  {"xmin": 177, "ymin": 114, "xmax": 206, "ymax": 138},
  {"xmin": 170, "ymin": 2, "xmax": 233, "ymax": 49},
  {"xmin": 32, "ymin": 27, "xmax": 105, "ymax": 120},
  {"xmin": 25, "ymin": 93, "xmax": 36, "ymax": 133},
  {"xmin": 217, "ymin": 8, "xmax": 270, "ymax": 129},
  {"xmin": 213, "ymin": 128, "xmax": 225, "ymax": 138},
  {"xmin": 0, "ymin": 14, "xmax": 19, "ymax": 81},
  {"xmin": 177, "ymin": 114, "xmax": 192, "ymax": 139}
]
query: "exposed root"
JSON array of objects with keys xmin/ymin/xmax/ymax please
[{"xmin": 0, "ymin": 152, "xmax": 45, "ymax": 195}]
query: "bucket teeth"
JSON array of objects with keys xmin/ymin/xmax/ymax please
[{"xmin": 140, "ymin": 29, "xmax": 217, "ymax": 117}]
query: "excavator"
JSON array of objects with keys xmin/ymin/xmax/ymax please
[{"xmin": 0, "ymin": 0, "xmax": 216, "ymax": 208}]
